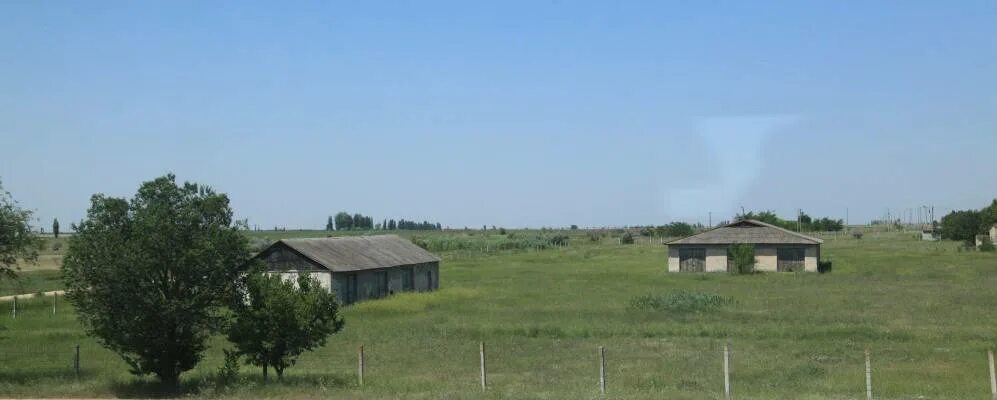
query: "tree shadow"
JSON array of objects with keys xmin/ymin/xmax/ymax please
[{"xmin": 109, "ymin": 371, "xmax": 353, "ymax": 398}]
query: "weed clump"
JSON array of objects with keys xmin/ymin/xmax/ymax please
[{"xmin": 628, "ymin": 291, "xmax": 735, "ymax": 313}]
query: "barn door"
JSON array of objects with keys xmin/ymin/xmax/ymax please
[
  {"xmin": 679, "ymin": 248, "xmax": 706, "ymax": 272},
  {"xmin": 346, "ymin": 274, "xmax": 357, "ymax": 304},
  {"xmin": 777, "ymin": 248, "xmax": 805, "ymax": 272}
]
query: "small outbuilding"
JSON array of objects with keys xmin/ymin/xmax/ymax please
[
  {"xmin": 665, "ymin": 219, "xmax": 823, "ymax": 272},
  {"xmin": 254, "ymin": 235, "xmax": 440, "ymax": 305}
]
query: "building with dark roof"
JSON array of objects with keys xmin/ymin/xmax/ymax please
[
  {"xmin": 665, "ymin": 219, "xmax": 823, "ymax": 272},
  {"xmin": 254, "ymin": 234, "xmax": 440, "ymax": 304}
]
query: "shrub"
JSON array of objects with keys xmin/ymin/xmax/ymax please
[
  {"xmin": 570, "ymin": 225, "xmax": 579, "ymax": 230},
  {"xmin": 216, "ymin": 349, "xmax": 241, "ymax": 386},
  {"xmin": 629, "ymin": 291, "xmax": 735, "ymax": 313},
  {"xmin": 620, "ymin": 232, "xmax": 635, "ymax": 244},
  {"xmin": 587, "ymin": 231, "xmax": 602, "ymax": 242},
  {"xmin": 817, "ymin": 260, "xmax": 832, "ymax": 273},
  {"xmin": 547, "ymin": 234, "xmax": 569, "ymax": 246},
  {"xmin": 851, "ymin": 231, "xmax": 863, "ymax": 239},
  {"xmin": 499, "ymin": 228, "xmax": 507, "ymax": 235},
  {"xmin": 980, "ymin": 237, "xmax": 995, "ymax": 252},
  {"xmin": 727, "ymin": 243, "xmax": 756, "ymax": 274},
  {"xmin": 639, "ymin": 227, "xmax": 654, "ymax": 237}
]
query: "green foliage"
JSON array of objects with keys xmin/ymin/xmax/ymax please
[
  {"xmin": 817, "ymin": 260, "xmax": 833, "ymax": 273},
  {"xmin": 620, "ymin": 231, "xmax": 635, "ymax": 244},
  {"xmin": 325, "ymin": 216, "xmax": 334, "ymax": 231},
  {"xmin": 628, "ymin": 291, "xmax": 735, "ymax": 313},
  {"xmin": 216, "ymin": 349, "xmax": 241, "ymax": 387},
  {"xmin": 727, "ymin": 243, "xmax": 756, "ymax": 274},
  {"xmin": 979, "ymin": 237, "xmax": 995, "ymax": 252},
  {"xmin": 940, "ymin": 209, "xmax": 982, "ymax": 244},
  {"xmin": 498, "ymin": 227, "xmax": 507, "ymax": 235},
  {"xmin": 0, "ymin": 179, "xmax": 41, "ymax": 281},
  {"xmin": 736, "ymin": 210, "xmax": 843, "ymax": 232},
  {"xmin": 62, "ymin": 174, "xmax": 252, "ymax": 386},
  {"xmin": 228, "ymin": 274, "xmax": 345, "ymax": 381},
  {"xmin": 852, "ymin": 231, "xmax": 863, "ymax": 239},
  {"xmin": 587, "ymin": 231, "xmax": 603, "ymax": 242},
  {"xmin": 660, "ymin": 222, "xmax": 694, "ymax": 237},
  {"xmin": 52, "ymin": 218, "xmax": 60, "ymax": 238},
  {"xmin": 333, "ymin": 212, "xmax": 353, "ymax": 230},
  {"xmin": 570, "ymin": 224, "xmax": 579, "ymax": 230}
]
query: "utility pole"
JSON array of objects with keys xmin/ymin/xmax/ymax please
[{"xmin": 709, "ymin": 212, "xmax": 712, "ymax": 227}]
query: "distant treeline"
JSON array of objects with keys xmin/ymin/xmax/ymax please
[
  {"xmin": 735, "ymin": 210, "xmax": 844, "ymax": 232},
  {"xmin": 939, "ymin": 199, "xmax": 997, "ymax": 246},
  {"xmin": 326, "ymin": 212, "xmax": 441, "ymax": 231}
]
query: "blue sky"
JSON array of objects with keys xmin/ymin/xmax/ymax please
[{"xmin": 2, "ymin": 1, "xmax": 996, "ymax": 229}]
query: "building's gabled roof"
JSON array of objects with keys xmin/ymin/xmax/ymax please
[
  {"xmin": 665, "ymin": 219, "xmax": 823, "ymax": 245},
  {"xmin": 269, "ymin": 234, "xmax": 440, "ymax": 272}
]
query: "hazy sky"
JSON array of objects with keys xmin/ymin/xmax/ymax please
[{"xmin": 2, "ymin": 1, "xmax": 996, "ymax": 229}]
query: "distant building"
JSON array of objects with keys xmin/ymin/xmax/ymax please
[
  {"xmin": 665, "ymin": 219, "xmax": 823, "ymax": 272},
  {"xmin": 254, "ymin": 235, "xmax": 440, "ymax": 305}
]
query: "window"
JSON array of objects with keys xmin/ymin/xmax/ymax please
[
  {"xmin": 777, "ymin": 248, "xmax": 806, "ymax": 272},
  {"xmin": 679, "ymin": 248, "xmax": 706, "ymax": 272}
]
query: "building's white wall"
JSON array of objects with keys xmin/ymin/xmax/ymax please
[
  {"xmin": 667, "ymin": 247, "xmax": 679, "ymax": 272},
  {"xmin": 705, "ymin": 246, "xmax": 727, "ymax": 272},
  {"xmin": 755, "ymin": 246, "xmax": 778, "ymax": 272},
  {"xmin": 804, "ymin": 246, "xmax": 818, "ymax": 272}
]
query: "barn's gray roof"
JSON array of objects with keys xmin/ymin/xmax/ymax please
[
  {"xmin": 665, "ymin": 220, "xmax": 823, "ymax": 245},
  {"xmin": 275, "ymin": 235, "xmax": 440, "ymax": 272}
]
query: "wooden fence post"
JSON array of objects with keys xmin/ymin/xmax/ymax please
[
  {"xmin": 74, "ymin": 344, "xmax": 80, "ymax": 379},
  {"xmin": 988, "ymin": 349, "xmax": 996, "ymax": 400},
  {"xmin": 865, "ymin": 347, "xmax": 873, "ymax": 400},
  {"xmin": 12, "ymin": 296, "xmax": 16, "ymax": 319},
  {"xmin": 53, "ymin": 292, "xmax": 57, "ymax": 315},
  {"xmin": 358, "ymin": 345, "xmax": 365, "ymax": 387},
  {"xmin": 599, "ymin": 346, "xmax": 606, "ymax": 395},
  {"xmin": 479, "ymin": 342, "xmax": 487, "ymax": 390},
  {"xmin": 723, "ymin": 343, "xmax": 731, "ymax": 400}
]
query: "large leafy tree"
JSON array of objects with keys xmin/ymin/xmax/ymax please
[
  {"xmin": 63, "ymin": 174, "xmax": 251, "ymax": 386},
  {"xmin": 940, "ymin": 209, "xmax": 982, "ymax": 244},
  {"xmin": 0, "ymin": 179, "xmax": 41, "ymax": 280},
  {"xmin": 228, "ymin": 274, "xmax": 344, "ymax": 381}
]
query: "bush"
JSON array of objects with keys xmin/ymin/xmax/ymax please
[
  {"xmin": 498, "ymin": 228, "xmax": 507, "ymax": 235},
  {"xmin": 851, "ymin": 231, "xmax": 863, "ymax": 239},
  {"xmin": 587, "ymin": 231, "xmax": 602, "ymax": 242},
  {"xmin": 216, "ymin": 349, "xmax": 241, "ymax": 386},
  {"xmin": 639, "ymin": 227, "xmax": 654, "ymax": 237},
  {"xmin": 570, "ymin": 225, "xmax": 579, "ymax": 230},
  {"xmin": 620, "ymin": 232, "xmax": 635, "ymax": 244},
  {"xmin": 727, "ymin": 243, "xmax": 756, "ymax": 275},
  {"xmin": 629, "ymin": 291, "xmax": 735, "ymax": 313},
  {"xmin": 817, "ymin": 260, "xmax": 832, "ymax": 273},
  {"xmin": 980, "ymin": 237, "xmax": 995, "ymax": 252}
]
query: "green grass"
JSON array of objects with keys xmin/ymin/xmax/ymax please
[
  {"xmin": 1, "ymin": 233, "xmax": 995, "ymax": 399},
  {"xmin": 0, "ymin": 270, "xmax": 62, "ymax": 297}
]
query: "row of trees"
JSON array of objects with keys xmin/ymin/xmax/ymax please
[
  {"xmin": 326, "ymin": 212, "xmax": 442, "ymax": 231},
  {"xmin": 939, "ymin": 199, "xmax": 997, "ymax": 245},
  {"xmin": 60, "ymin": 175, "xmax": 343, "ymax": 386},
  {"xmin": 638, "ymin": 222, "xmax": 696, "ymax": 237},
  {"xmin": 735, "ymin": 210, "xmax": 844, "ymax": 232}
]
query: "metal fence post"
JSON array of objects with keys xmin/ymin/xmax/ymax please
[{"xmin": 74, "ymin": 344, "xmax": 80, "ymax": 379}]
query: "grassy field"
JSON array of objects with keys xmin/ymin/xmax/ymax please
[{"xmin": 0, "ymin": 231, "xmax": 995, "ymax": 399}]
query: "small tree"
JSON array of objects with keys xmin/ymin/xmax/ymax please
[
  {"xmin": 228, "ymin": 274, "xmax": 344, "ymax": 381},
  {"xmin": 0, "ymin": 179, "xmax": 41, "ymax": 281},
  {"xmin": 727, "ymin": 243, "xmax": 756, "ymax": 274},
  {"xmin": 620, "ymin": 232, "xmax": 635, "ymax": 244},
  {"xmin": 325, "ymin": 216, "xmax": 334, "ymax": 231},
  {"xmin": 63, "ymin": 174, "xmax": 251, "ymax": 387},
  {"xmin": 52, "ymin": 218, "xmax": 60, "ymax": 238}
]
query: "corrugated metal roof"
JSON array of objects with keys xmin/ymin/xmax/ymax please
[
  {"xmin": 275, "ymin": 235, "xmax": 440, "ymax": 272},
  {"xmin": 665, "ymin": 219, "xmax": 823, "ymax": 245}
]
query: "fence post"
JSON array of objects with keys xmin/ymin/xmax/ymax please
[
  {"xmin": 988, "ymin": 349, "xmax": 996, "ymax": 400},
  {"xmin": 724, "ymin": 343, "xmax": 731, "ymax": 400},
  {"xmin": 865, "ymin": 347, "xmax": 873, "ymax": 400},
  {"xmin": 479, "ymin": 341, "xmax": 487, "ymax": 390},
  {"xmin": 599, "ymin": 346, "xmax": 606, "ymax": 395},
  {"xmin": 358, "ymin": 345, "xmax": 365, "ymax": 387},
  {"xmin": 74, "ymin": 344, "xmax": 80, "ymax": 379},
  {"xmin": 53, "ymin": 292, "xmax": 57, "ymax": 315},
  {"xmin": 12, "ymin": 296, "xmax": 16, "ymax": 319}
]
